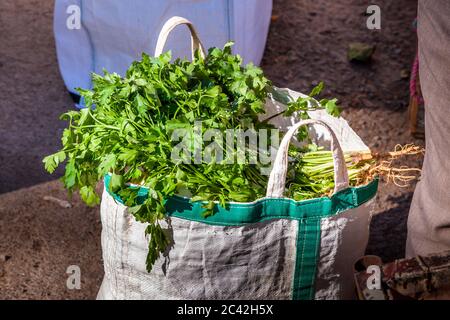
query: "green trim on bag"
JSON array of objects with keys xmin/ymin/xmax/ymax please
[
  {"xmin": 104, "ymin": 174, "xmax": 378, "ymax": 226},
  {"xmin": 292, "ymin": 218, "xmax": 322, "ymax": 300}
]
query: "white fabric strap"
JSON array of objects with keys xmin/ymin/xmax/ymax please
[
  {"xmin": 154, "ymin": 16, "xmax": 206, "ymax": 59},
  {"xmin": 266, "ymin": 119, "xmax": 349, "ymax": 198}
]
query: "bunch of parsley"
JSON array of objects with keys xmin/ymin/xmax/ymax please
[{"xmin": 43, "ymin": 43, "xmax": 340, "ymax": 271}]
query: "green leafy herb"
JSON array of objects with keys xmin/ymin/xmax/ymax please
[{"xmin": 44, "ymin": 43, "xmax": 343, "ymax": 272}]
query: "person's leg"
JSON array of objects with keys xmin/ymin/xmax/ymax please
[{"xmin": 406, "ymin": 0, "xmax": 450, "ymax": 257}]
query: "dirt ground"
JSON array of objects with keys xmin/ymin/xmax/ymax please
[
  {"xmin": 0, "ymin": 0, "xmax": 422, "ymax": 299},
  {"xmin": 0, "ymin": 181, "xmax": 102, "ymax": 299}
]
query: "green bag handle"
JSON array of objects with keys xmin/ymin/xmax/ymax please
[
  {"xmin": 154, "ymin": 16, "xmax": 206, "ymax": 60},
  {"xmin": 266, "ymin": 119, "xmax": 349, "ymax": 198}
]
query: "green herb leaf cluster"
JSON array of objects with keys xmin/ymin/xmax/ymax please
[{"xmin": 44, "ymin": 43, "xmax": 342, "ymax": 272}]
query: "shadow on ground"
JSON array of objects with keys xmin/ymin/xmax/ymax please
[
  {"xmin": 366, "ymin": 192, "xmax": 413, "ymax": 262},
  {"xmin": 0, "ymin": 0, "xmax": 71, "ymax": 194}
]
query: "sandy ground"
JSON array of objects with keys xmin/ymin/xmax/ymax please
[
  {"xmin": 0, "ymin": 181, "xmax": 102, "ymax": 299},
  {"xmin": 0, "ymin": 0, "xmax": 423, "ymax": 299}
]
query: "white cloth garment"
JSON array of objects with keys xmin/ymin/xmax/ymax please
[{"xmin": 53, "ymin": 0, "xmax": 272, "ymax": 96}]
